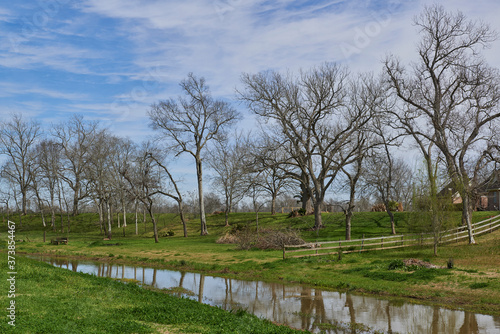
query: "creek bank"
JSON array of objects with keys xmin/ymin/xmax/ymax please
[{"xmin": 20, "ymin": 250, "xmax": 500, "ymax": 317}]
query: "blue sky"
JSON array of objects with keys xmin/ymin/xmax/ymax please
[
  {"xmin": 1, "ymin": 0, "xmax": 500, "ymax": 196},
  {"xmin": 2, "ymin": 0, "xmax": 500, "ymax": 139}
]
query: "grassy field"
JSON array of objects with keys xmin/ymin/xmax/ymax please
[
  {"xmin": 2, "ymin": 209, "xmax": 500, "ymax": 328},
  {"xmin": 0, "ymin": 256, "xmax": 306, "ymax": 334}
]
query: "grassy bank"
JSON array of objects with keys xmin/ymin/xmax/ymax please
[
  {"xmin": 3, "ymin": 210, "xmax": 500, "ymax": 317},
  {"xmin": 0, "ymin": 256, "xmax": 306, "ymax": 333}
]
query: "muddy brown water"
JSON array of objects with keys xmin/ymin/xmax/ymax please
[{"xmin": 34, "ymin": 256, "xmax": 500, "ymax": 334}]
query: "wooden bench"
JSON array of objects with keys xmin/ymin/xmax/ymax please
[{"xmin": 51, "ymin": 237, "xmax": 68, "ymax": 245}]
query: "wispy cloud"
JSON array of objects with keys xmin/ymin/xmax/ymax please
[{"xmin": 1, "ymin": 0, "xmax": 500, "ymax": 140}]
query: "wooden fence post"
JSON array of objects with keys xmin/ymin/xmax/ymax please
[
  {"xmin": 401, "ymin": 235, "xmax": 404, "ymax": 247},
  {"xmin": 283, "ymin": 246, "xmax": 286, "ymax": 260},
  {"xmin": 360, "ymin": 234, "xmax": 365, "ymax": 252},
  {"xmin": 381, "ymin": 236, "xmax": 384, "ymax": 248}
]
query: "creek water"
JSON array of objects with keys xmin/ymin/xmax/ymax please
[{"xmin": 35, "ymin": 256, "xmax": 500, "ymax": 334}]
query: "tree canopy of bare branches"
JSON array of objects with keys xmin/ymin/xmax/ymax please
[
  {"xmin": 149, "ymin": 73, "xmax": 240, "ymax": 235},
  {"xmin": 385, "ymin": 4, "xmax": 500, "ymax": 244},
  {"xmin": 240, "ymin": 63, "xmax": 374, "ymax": 229},
  {"xmin": 0, "ymin": 114, "xmax": 42, "ymax": 215}
]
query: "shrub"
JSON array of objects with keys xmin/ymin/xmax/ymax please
[
  {"xmin": 235, "ymin": 227, "xmax": 257, "ymax": 250},
  {"xmin": 216, "ymin": 228, "xmax": 306, "ymax": 250},
  {"xmin": 159, "ymin": 230, "xmax": 175, "ymax": 237},
  {"xmin": 255, "ymin": 229, "xmax": 305, "ymax": 250},
  {"xmin": 216, "ymin": 233, "xmax": 239, "ymax": 244},
  {"xmin": 288, "ymin": 208, "xmax": 307, "ymax": 217},
  {"xmin": 388, "ymin": 259, "xmax": 405, "ymax": 270}
]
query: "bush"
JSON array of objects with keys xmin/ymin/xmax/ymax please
[
  {"xmin": 255, "ymin": 229, "xmax": 305, "ymax": 250},
  {"xmin": 288, "ymin": 208, "xmax": 307, "ymax": 218},
  {"xmin": 388, "ymin": 259, "xmax": 405, "ymax": 270},
  {"xmin": 235, "ymin": 227, "xmax": 257, "ymax": 250},
  {"xmin": 216, "ymin": 228, "xmax": 306, "ymax": 250},
  {"xmin": 216, "ymin": 233, "xmax": 239, "ymax": 244},
  {"xmin": 159, "ymin": 230, "xmax": 175, "ymax": 237}
]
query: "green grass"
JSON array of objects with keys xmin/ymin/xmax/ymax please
[
  {"xmin": 0, "ymin": 256, "xmax": 306, "ymax": 334},
  {"xmin": 2, "ymin": 210, "xmax": 500, "ymax": 318}
]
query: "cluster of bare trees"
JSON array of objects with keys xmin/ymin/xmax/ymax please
[
  {"xmin": 1, "ymin": 5, "xmax": 499, "ymax": 245},
  {"xmin": 0, "ymin": 114, "xmax": 190, "ymax": 241}
]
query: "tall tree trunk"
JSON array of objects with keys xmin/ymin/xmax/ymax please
[
  {"xmin": 178, "ymin": 200, "xmax": 187, "ymax": 238},
  {"xmin": 150, "ymin": 210, "xmax": 159, "ymax": 243},
  {"xmin": 98, "ymin": 200, "xmax": 103, "ymax": 235},
  {"xmin": 196, "ymin": 158, "xmax": 208, "ymax": 235},
  {"xmin": 50, "ymin": 193, "xmax": 56, "ymax": 231},
  {"xmin": 388, "ymin": 209, "xmax": 395, "ymax": 235},
  {"xmin": 134, "ymin": 199, "xmax": 138, "ymax": 235},
  {"xmin": 21, "ymin": 188, "xmax": 28, "ymax": 216},
  {"xmin": 224, "ymin": 195, "xmax": 230, "ymax": 226},
  {"xmin": 345, "ymin": 209, "xmax": 353, "ymax": 241},
  {"xmin": 462, "ymin": 196, "xmax": 476, "ymax": 244},
  {"xmin": 426, "ymin": 157, "xmax": 440, "ymax": 256},
  {"xmin": 72, "ymin": 180, "xmax": 80, "ymax": 216},
  {"xmin": 122, "ymin": 200, "xmax": 127, "ymax": 227},
  {"xmin": 313, "ymin": 200, "xmax": 323, "ymax": 229},
  {"xmin": 39, "ymin": 199, "xmax": 46, "ymax": 227},
  {"xmin": 58, "ymin": 183, "xmax": 64, "ymax": 233},
  {"xmin": 271, "ymin": 195, "xmax": 277, "ymax": 215},
  {"xmin": 106, "ymin": 201, "xmax": 112, "ymax": 239},
  {"xmin": 345, "ymin": 174, "xmax": 358, "ymax": 241}
]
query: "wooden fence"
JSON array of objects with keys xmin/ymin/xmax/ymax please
[{"xmin": 283, "ymin": 214, "xmax": 500, "ymax": 259}]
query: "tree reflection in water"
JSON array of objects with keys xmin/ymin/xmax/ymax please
[{"xmin": 42, "ymin": 257, "xmax": 499, "ymax": 334}]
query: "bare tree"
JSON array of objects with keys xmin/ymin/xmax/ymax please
[
  {"xmin": 250, "ymin": 138, "xmax": 296, "ymax": 215},
  {"xmin": 52, "ymin": 114, "xmax": 100, "ymax": 215},
  {"xmin": 121, "ymin": 142, "xmax": 162, "ymax": 243},
  {"xmin": 340, "ymin": 74, "xmax": 387, "ymax": 240},
  {"xmin": 385, "ymin": 5, "xmax": 500, "ymax": 244},
  {"xmin": 340, "ymin": 134, "xmax": 368, "ymax": 240},
  {"xmin": 240, "ymin": 63, "xmax": 373, "ymax": 229},
  {"xmin": 37, "ymin": 140, "xmax": 62, "ymax": 232},
  {"xmin": 0, "ymin": 114, "xmax": 42, "ymax": 215},
  {"xmin": 145, "ymin": 147, "xmax": 188, "ymax": 238},
  {"xmin": 363, "ymin": 148, "xmax": 413, "ymax": 235},
  {"xmin": 86, "ymin": 130, "xmax": 114, "ymax": 236},
  {"xmin": 206, "ymin": 133, "xmax": 249, "ymax": 226},
  {"xmin": 108, "ymin": 136, "xmax": 135, "ymax": 229},
  {"xmin": 149, "ymin": 73, "xmax": 240, "ymax": 235}
]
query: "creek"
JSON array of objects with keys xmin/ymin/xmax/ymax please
[{"xmin": 34, "ymin": 256, "xmax": 500, "ymax": 334}]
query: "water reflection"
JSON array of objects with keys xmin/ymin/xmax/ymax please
[{"xmin": 41, "ymin": 257, "xmax": 500, "ymax": 334}]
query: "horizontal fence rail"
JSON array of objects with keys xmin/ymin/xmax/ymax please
[{"xmin": 283, "ymin": 214, "xmax": 500, "ymax": 259}]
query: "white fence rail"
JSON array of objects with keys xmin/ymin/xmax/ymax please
[{"xmin": 283, "ymin": 214, "xmax": 500, "ymax": 259}]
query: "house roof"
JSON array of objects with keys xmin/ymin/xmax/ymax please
[
  {"xmin": 483, "ymin": 170, "xmax": 500, "ymax": 191},
  {"xmin": 438, "ymin": 170, "xmax": 500, "ymax": 196}
]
